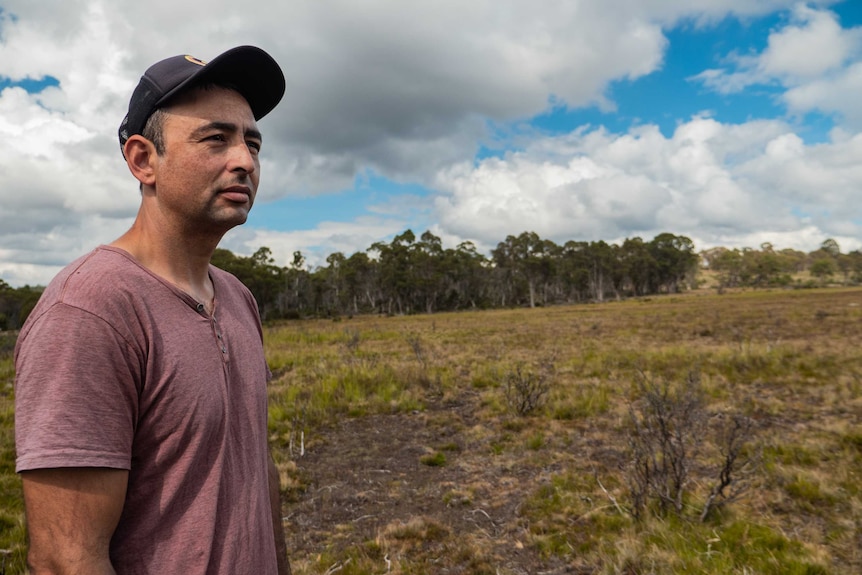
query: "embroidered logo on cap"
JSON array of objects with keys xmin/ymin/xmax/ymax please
[{"xmin": 184, "ymin": 55, "xmax": 207, "ymax": 66}]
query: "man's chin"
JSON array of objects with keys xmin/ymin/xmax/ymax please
[{"xmin": 205, "ymin": 208, "xmax": 250, "ymax": 232}]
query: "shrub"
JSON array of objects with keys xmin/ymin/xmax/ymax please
[
  {"xmin": 625, "ymin": 370, "xmax": 758, "ymax": 521},
  {"xmin": 504, "ymin": 362, "xmax": 551, "ymax": 416}
]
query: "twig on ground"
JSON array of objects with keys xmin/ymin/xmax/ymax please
[
  {"xmin": 466, "ymin": 508, "xmax": 499, "ymax": 536},
  {"xmin": 323, "ymin": 558, "xmax": 351, "ymax": 575},
  {"xmin": 594, "ymin": 470, "xmax": 626, "ymax": 515}
]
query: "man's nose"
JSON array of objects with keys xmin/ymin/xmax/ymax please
[{"xmin": 229, "ymin": 142, "xmax": 257, "ymax": 174}]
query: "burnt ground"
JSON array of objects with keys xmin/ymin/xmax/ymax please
[{"xmin": 283, "ymin": 390, "xmax": 596, "ymax": 574}]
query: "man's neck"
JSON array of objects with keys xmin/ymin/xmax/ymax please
[{"xmin": 111, "ymin": 221, "xmax": 222, "ymax": 308}]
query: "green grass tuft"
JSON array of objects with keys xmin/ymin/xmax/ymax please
[{"xmin": 420, "ymin": 451, "xmax": 447, "ymax": 467}]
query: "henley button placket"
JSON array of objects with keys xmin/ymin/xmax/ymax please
[{"xmin": 213, "ymin": 316, "xmax": 228, "ymax": 355}]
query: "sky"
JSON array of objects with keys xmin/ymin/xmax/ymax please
[{"xmin": 1, "ymin": 0, "xmax": 861, "ymax": 286}]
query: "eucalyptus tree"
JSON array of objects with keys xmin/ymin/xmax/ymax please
[
  {"xmin": 371, "ymin": 229, "xmax": 419, "ymax": 314},
  {"xmin": 491, "ymin": 233, "xmax": 529, "ymax": 307},
  {"xmin": 343, "ymin": 251, "xmax": 378, "ymax": 314},
  {"xmin": 809, "ymin": 258, "xmax": 838, "ymax": 282},
  {"xmin": 558, "ymin": 241, "xmax": 593, "ymax": 302},
  {"xmin": 491, "ymin": 231, "xmax": 557, "ymax": 308},
  {"xmin": 441, "ymin": 240, "xmax": 490, "ymax": 310},
  {"xmin": 618, "ymin": 237, "xmax": 656, "ymax": 296},
  {"xmin": 413, "ymin": 231, "xmax": 447, "ymax": 313},
  {"xmin": 709, "ymin": 248, "xmax": 744, "ymax": 288},
  {"xmin": 847, "ymin": 250, "xmax": 862, "ymax": 283},
  {"xmin": 648, "ymin": 233, "xmax": 699, "ymax": 293},
  {"xmin": 586, "ymin": 240, "xmax": 619, "ymax": 301}
]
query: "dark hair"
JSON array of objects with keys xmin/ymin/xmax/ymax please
[
  {"xmin": 139, "ymin": 82, "xmax": 242, "ymax": 157},
  {"xmin": 141, "ymin": 108, "xmax": 168, "ymax": 156}
]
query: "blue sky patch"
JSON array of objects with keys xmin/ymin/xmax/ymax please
[{"xmin": 0, "ymin": 75, "xmax": 60, "ymax": 93}]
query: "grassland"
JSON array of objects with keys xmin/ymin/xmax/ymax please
[
  {"xmin": 0, "ymin": 331, "xmax": 24, "ymax": 574},
  {"xmin": 1, "ymin": 287, "xmax": 861, "ymax": 573}
]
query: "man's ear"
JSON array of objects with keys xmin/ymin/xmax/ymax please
[{"xmin": 123, "ymin": 136, "xmax": 157, "ymax": 188}]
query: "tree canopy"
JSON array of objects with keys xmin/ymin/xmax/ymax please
[{"xmin": 2, "ymin": 234, "xmax": 860, "ymax": 329}]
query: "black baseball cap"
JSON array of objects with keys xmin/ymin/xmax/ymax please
[{"xmin": 118, "ymin": 45, "xmax": 285, "ymax": 153}]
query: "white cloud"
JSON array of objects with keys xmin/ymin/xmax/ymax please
[
  {"xmin": 759, "ymin": 4, "xmax": 856, "ymax": 78},
  {"xmin": 220, "ymin": 218, "xmax": 409, "ymax": 271},
  {"xmin": 0, "ymin": 89, "xmax": 135, "ymax": 287},
  {"xmin": 693, "ymin": 3, "xmax": 862, "ymax": 125},
  {"xmin": 783, "ymin": 61, "xmax": 862, "ymax": 124},
  {"xmin": 433, "ymin": 116, "xmax": 862, "ymax": 253}
]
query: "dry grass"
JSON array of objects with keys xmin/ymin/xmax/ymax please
[
  {"xmin": 269, "ymin": 287, "xmax": 862, "ymax": 574},
  {"xmin": 1, "ymin": 287, "xmax": 861, "ymax": 573},
  {"xmin": 0, "ymin": 332, "xmax": 26, "ymax": 572}
]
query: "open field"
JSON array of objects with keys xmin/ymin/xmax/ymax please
[{"xmin": 2, "ymin": 287, "xmax": 861, "ymax": 573}]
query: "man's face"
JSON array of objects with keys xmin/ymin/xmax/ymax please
[{"xmin": 152, "ymin": 87, "xmax": 262, "ymax": 233}]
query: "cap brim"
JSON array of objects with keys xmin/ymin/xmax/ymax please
[{"xmin": 156, "ymin": 45, "xmax": 286, "ymax": 121}]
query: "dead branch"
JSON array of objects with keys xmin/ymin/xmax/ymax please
[{"xmin": 594, "ymin": 470, "xmax": 626, "ymax": 515}]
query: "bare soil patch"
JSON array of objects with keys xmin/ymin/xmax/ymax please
[{"xmin": 285, "ymin": 391, "xmax": 583, "ymax": 574}]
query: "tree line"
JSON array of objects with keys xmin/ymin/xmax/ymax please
[
  {"xmin": 207, "ymin": 230, "xmax": 703, "ymax": 320},
  {"xmin": 210, "ymin": 232, "xmax": 860, "ymax": 321},
  {"xmin": 701, "ymin": 238, "xmax": 862, "ymax": 288},
  {"xmin": 0, "ymin": 279, "xmax": 42, "ymax": 332},
  {"xmin": 2, "ymin": 233, "xmax": 860, "ymax": 330}
]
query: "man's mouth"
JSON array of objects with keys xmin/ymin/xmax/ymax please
[{"xmin": 219, "ymin": 186, "xmax": 252, "ymax": 204}]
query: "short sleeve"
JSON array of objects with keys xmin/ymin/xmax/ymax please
[{"xmin": 15, "ymin": 303, "xmax": 141, "ymax": 472}]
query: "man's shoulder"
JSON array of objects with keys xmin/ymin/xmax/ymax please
[
  {"xmin": 45, "ymin": 247, "xmax": 149, "ymax": 301},
  {"xmin": 208, "ymin": 263, "xmax": 242, "ymax": 285},
  {"xmin": 209, "ymin": 264, "xmax": 254, "ymax": 299},
  {"xmin": 24, "ymin": 247, "xmax": 158, "ymax": 328},
  {"xmin": 209, "ymin": 265, "xmax": 262, "ymax": 320}
]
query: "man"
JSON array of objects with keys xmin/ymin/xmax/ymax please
[{"xmin": 14, "ymin": 46, "xmax": 291, "ymax": 574}]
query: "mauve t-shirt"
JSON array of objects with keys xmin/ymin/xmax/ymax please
[{"xmin": 15, "ymin": 246, "xmax": 277, "ymax": 574}]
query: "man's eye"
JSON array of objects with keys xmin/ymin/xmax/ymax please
[
  {"xmin": 248, "ymin": 141, "xmax": 262, "ymax": 152},
  {"xmin": 205, "ymin": 134, "xmax": 226, "ymax": 142}
]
